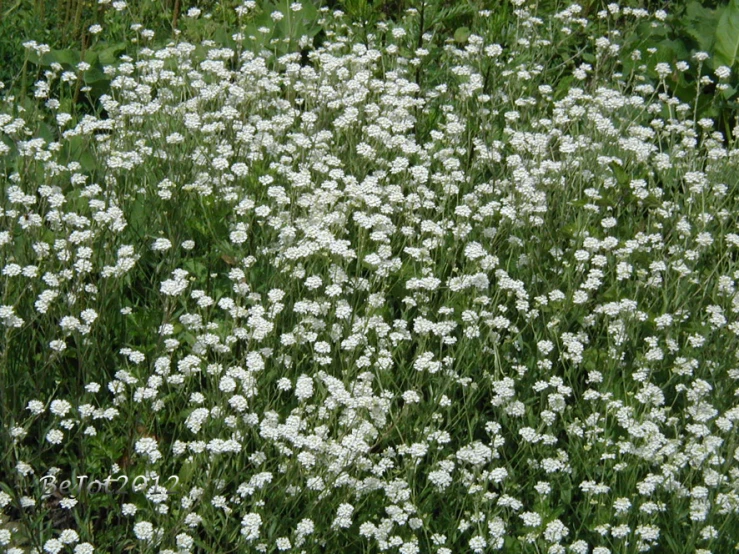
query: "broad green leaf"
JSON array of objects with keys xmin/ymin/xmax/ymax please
[
  {"xmin": 37, "ymin": 121, "xmax": 56, "ymax": 144},
  {"xmin": 84, "ymin": 65, "xmax": 108, "ymax": 85},
  {"xmin": 651, "ymin": 39, "xmax": 689, "ymax": 69},
  {"xmin": 79, "ymin": 150, "xmax": 97, "ymax": 173},
  {"xmin": 685, "ymin": 1, "xmax": 721, "ymax": 53},
  {"xmin": 715, "ymin": 0, "xmax": 739, "ymax": 68},
  {"xmin": 454, "ymin": 26, "xmax": 471, "ymax": 44},
  {"xmin": 83, "ymin": 51, "xmax": 99, "ymax": 65},
  {"xmin": 722, "ymin": 84, "xmax": 737, "ymax": 99},
  {"xmin": 98, "ymin": 42, "xmax": 127, "ymax": 66},
  {"xmin": 48, "ymin": 48, "xmax": 81, "ymax": 68},
  {"xmin": 214, "ymin": 27, "xmax": 236, "ymax": 49}
]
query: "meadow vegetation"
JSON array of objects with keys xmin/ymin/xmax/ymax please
[{"xmin": 1, "ymin": 1, "xmax": 739, "ymax": 553}]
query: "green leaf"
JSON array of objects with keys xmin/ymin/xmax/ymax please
[
  {"xmin": 685, "ymin": 1, "xmax": 721, "ymax": 53},
  {"xmin": 178, "ymin": 459, "xmax": 196, "ymax": 487},
  {"xmin": 214, "ymin": 27, "xmax": 236, "ymax": 49},
  {"xmin": 84, "ymin": 65, "xmax": 108, "ymax": 85},
  {"xmin": 715, "ymin": 0, "xmax": 739, "ymax": 68},
  {"xmin": 454, "ymin": 26, "xmax": 471, "ymax": 44},
  {"xmin": 609, "ymin": 161, "xmax": 629, "ymax": 187},
  {"xmin": 49, "ymin": 48, "xmax": 81, "ymax": 68},
  {"xmin": 650, "ymin": 39, "xmax": 689, "ymax": 69},
  {"xmin": 79, "ymin": 150, "xmax": 97, "ymax": 173},
  {"xmin": 83, "ymin": 51, "xmax": 99, "ymax": 65},
  {"xmin": 560, "ymin": 476, "xmax": 573, "ymax": 505},
  {"xmin": 37, "ymin": 121, "xmax": 56, "ymax": 144},
  {"xmin": 98, "ymin": 42, "xmax": 127, "ymax": 66}
]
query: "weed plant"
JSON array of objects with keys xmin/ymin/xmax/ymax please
[{"xmin": 1, "ymin": 1, "xmax": 739, "ymax": 553}]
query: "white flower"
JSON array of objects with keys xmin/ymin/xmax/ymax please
[
  {"xmin": 219, "ymin": 376, "xmax": 237, "ymax": 393},
  {"xmin": 428, "ymin": 469, "xmax": 453, "ymax": 490},
  {"xmin": 544, "ymin": 519, "xmax": 569, "ymax": 543},
  {"xmin": 27, "ymin": 400, "xmax": 45, "ymax": 415},
  {"xmin": 469, "ymin": 536, "xmax": 486, "ymax": 553},
  {"xmin": 49, "ymin": 339, "xmax": 67, "ymax": 352},
  {"xmin": 392, "ymin": 27, "xmax": 406, "ymax": 39},
  {"xmin": 635, "ymin": 524, "xmax": 660, "ymax": 542},
  {"xmin": 332, "ymin": 503, "xmax": 354, "ymax": 529},
  {"xmin": 161, "ymin": 270, "xmax": 189, "ymax": 296},
  {"xmin": 535, "ymin": 482, "xmax": 551, "ymax": 495},
  {"xmin": 135, "ymin": 437, "xmax": 162, "ymax": 463},
  {"xmin": 715, "ymin": 65, "xmax": 731, "ymax": 79},
  {"xmin": 80, "ymin": 309, "xmax": 98, "ymax": 324},
  {"xmin": 295, "ymin": 374, "xmax": 314, "ymax": 401},
  {"xmin": 122, "ymin": 503, "xmax": 137, "ymax": 516},
  {"xmin": 537, "ymin": 340, "xmax": 554, "ymax": 355},
  {"xmin": 44, "ymin": 539, "xmax": 64, "ymax": 554},
  {"xmin": 305, "ymin": 275, "xmax": 322, "ymax": 289},
  {"xmin": 520, "ymin": 511, "xmax": 542, "ymax": 527},
  {"xmin": 601, "ymin": 216, "xmax": 617, "ymax": 229},
  {"xmin": 59, "ymin": 529, "xmax": 79, "ymax": 544},
  {"xmin": 16, "ymin": 462, "xmax": 33, "ymax": 476},
  {"xmin": 176, "ymin": 533, "xmax": 194, "ymax": 550},
  {"xmin": 46, "ymin": 429, "xmax": 64, "ymax": 444},
  {"xmin": 50, "ymin": 400, "xmax": 72, "ymax": 417},
  {"xmin": 241, "ymin": 513, "xmax": 262, "ymax": 541},
  {"xmin": 296, "ymin": 518, "xmax": 314, "ymax": 536},
  {"xmin": 490, "ymin": 467, "xmax": 508, "ymax": 483},
  {"xmin": 402, "ymin": 390, "xmax": 421, "ymax": 404},
  {"xmin": 613, "ymin": 497, "xmax": 632, "ymax": 515},
  {"xmin": 456, "ymin": 441, "xmax": 492, "ymax": 466},
  {"xmin": 151, "ymin": 238, "xmax": 172, "ymax": 251},
  {"xmin": 693, "ymin": 51, "xmax": 709, "ymax": 62},
  {"xmin": 133, "ymin": 521, "xmax": 155, "ymax": 541}
]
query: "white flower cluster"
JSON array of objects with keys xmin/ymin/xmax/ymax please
[{"xmin": 2, "ymin": 2, "xmax": 739, "ymax": 553}]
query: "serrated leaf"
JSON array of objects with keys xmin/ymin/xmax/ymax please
[{"xmin": 715, "ymin": 0, "xmax": 739, "ymax": 68}]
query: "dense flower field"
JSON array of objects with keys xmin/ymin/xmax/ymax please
[{"xmin": 1, "ymin": 1, "xmax": 738, "ymax": 553}]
